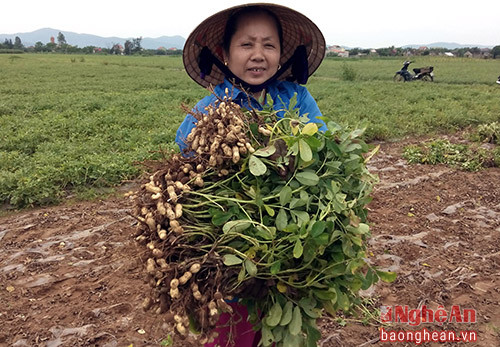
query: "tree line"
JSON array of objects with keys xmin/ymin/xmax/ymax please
[
  {"xmin": 1, "ymin": 32, "xmax": 499, "ymax": 58},
  {"xmin": 330, "ymin": 46, "xmax": 500, "ymax": 59},
  {"xmin": 0, "ymin": 32, "xmax": 182, "ymax": 56}
]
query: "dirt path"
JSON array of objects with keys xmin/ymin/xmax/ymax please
[{"xmin": 1, "ymin": 141, "xmax": 499, "ymax": 347}]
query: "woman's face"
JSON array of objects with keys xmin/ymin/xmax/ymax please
[{"xmin": 225, "ymin": 13, "xmax": 281, "ymax": 86}]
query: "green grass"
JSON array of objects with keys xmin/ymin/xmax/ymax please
[{"xmin": 1, "ymin": 54, "xmax": 499, "ymax": 208}]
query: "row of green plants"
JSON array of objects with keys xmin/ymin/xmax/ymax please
[
  {"xmin": 403, "ymin": 122, "xmax": 500, "ymax": 171},
  {"xmin": 1, "ymin": 54, "xmax": 498, "ymax": 208}
]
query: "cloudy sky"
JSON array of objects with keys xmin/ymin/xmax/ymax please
[{"xmin": 2, "ymin": 0, "xmax": 499, "ymax": 48}]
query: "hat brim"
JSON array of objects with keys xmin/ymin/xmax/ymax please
[{"xmin": 183, "ymin": 3, "xmax": 326, "ymax": 89}]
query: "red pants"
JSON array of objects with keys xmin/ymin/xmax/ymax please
[{"xmin": 205, "ymin": 302, "xmax": 261, "ymax": 347}]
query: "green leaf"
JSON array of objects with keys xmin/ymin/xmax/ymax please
[
  {"xmin": 347, "ymin": 259, "xmax": 365, "ymax": 274},
  {"xmin": 283, "ymin": 331, "xmax": 302, "ymax": 347},
  {"xmin": 305, "ymin": 136, "xmax": 322, "ymax": 150},
  {"xmin": 305, "ymin": 321, "xmax": 322, "ymax": 347},
  {"xmin": 273, "ymin": 325, "xmax": 284, "ymax": 342},
  {"xmin": 270, "ymin": 261, "xmax": 281, "ymax": 275},
  {"xmin": 238, "ymin": 266, "xmax": 246, "ymax": 281},
  {"xmin": 266, "ymin": 302, "xmax": 283, "ymax": 327},
  {"xmin": 299, "ymin": 139, "xmax": 312, "ymax": 162},
  {"xmin": 315, "ymin": 233, "xmax": 329, "ymax": 246},
  {"xmin": 299, "ymin": 190, "xmax": 309, "ymax": 203},
  {"xmin": 245, "ymin": 258, "xmax": 258, "ymax": 277},
  {"xmin": 211, "ymin": 211, "xmax": 233, "ymax": 226},
  {"xmin": 299, "ymin": 297, "xmax": 319, "ymax": 318},
  {"xmin": 302, "ymin": 242, "xmax": 316, "ymax": 262},
  {"xmin": 341, "ymin": 237, "xmax": 355, "ymax": 258},
  {"xmin": 376, "ymin": 270, "xmax": 397, "ymax": 283},
  {"xmin": 249, "ymin": 155, "xmax": 267, "ymax": 176},
  {"xmin": 160, "ymin": 335, "xmax": 173, "ymax": 346},
  {"xmin": 322, "ymin": 300, "xmax": 336, "ymax": 316},
  {"xmin": 188, "ymin": 313, "xmax": 201, "ymax": 334},
  {"xmin": 254, "ymin": 145, "xmax": 276, "ymax": 157},
  {"xmin": 223, "ymin": 254, "xmax": 243, "ymax": 266},
  {"xmin": 249, "ymin": 123, "xmax": 259, "ymax": 137},
  {"xmin": 361, "ymin": 268, "xmax": 375, "ymax": 290},
  {"xmin": 336, "ymin": 290, "xmax": 350, "ymax": 311},
  {"xmin": 313, "ymin": 289, "xmax": 337, "ymax": 301},
  {"xmin": 283, "ymin": 224, "xmax": 298, "ymax": 233},
  {"xmin": 358, "ymin": 223, "xmax": 370, "ymax": 234},
  {"xmin": 279, "ymin": 186, "xmax": 292, "ymax": 206},
  {"xmin": 261, "ymin": 324, "xmax": 274, "ymax": 347},
  {"xmin": 288, "ymin": 92, "xmax": 297, "ymax": 111},
  {"xmin": 310, "ymin": 221, "xmax": 326, "ymax": 238},
  {"xmin": 276, "ymin": 209, "xmax": 288, "ymax": 231},
  {"xmin": 345, "ymin": 143, "xmax": 362, "ymax": 152},
  {"xmin": 289, "ymin": 197, "xmax": 305, "ymax": 209},
  {"xmin": 264, "ymin": 204, "xmax": 275, "ymax": 217},
  {"xmin": 291, "ymin": 210, "xmax": 309, "ymax": 225},
  {"xmin": 255, "ymin": 225, "xmax": 274, "ymax": 240},
  {"xmin": 223, "ymin": 220, "xmax": 251, "ymax": 233},
  {"xmin": 302, "ymin": 123, "xmax": 318, "ymax": 136},
  {"xmin": 279, "ymin": 301, "xmax": 293, "ymax": 326},
  {"xmin": 351, "ymin": 235, "xmax": 363, "ymax": 247},
  {"xmin": 295, "ymin": 171, "xmax": 319, "ymax": 186},
  {"xmin": 293, "ymin": 239, "xmax": 303, "ymax": 258},
  {"xmin": 288, "ymin": 306, "xmax": 302, "ymax": 335}
]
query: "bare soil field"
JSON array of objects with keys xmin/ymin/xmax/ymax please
[{"xmin": 1, "ymin": 139, "xmax": 499, "ymax": 347}]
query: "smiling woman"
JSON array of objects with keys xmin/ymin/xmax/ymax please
[
  {"xmin": 177, "ymin": 3, "xmax": 327, "ymax": 154},
  {"xmin": 223, "ymin": 9, "xmax": 282, "ymax": 92}
]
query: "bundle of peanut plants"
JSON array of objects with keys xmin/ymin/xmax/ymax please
[{"xmin": 132, "ymin": 91, "xmax": 393, "ymax": 346}]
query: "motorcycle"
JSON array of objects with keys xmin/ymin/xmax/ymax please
[
  {"xmin": 496, "ymin": 75, "xmax": 500, "ymax": 85},
  {"xmin": 394, "ymin": 61, "xmax": 434, "ymax": 82}
]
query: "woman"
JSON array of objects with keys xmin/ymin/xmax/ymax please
[
  {"xmin": 176, "ymin": 3, "xmax": 327, "ymax": 153},
  {"xmin": 176, "ymin": 4, "xmax": 327, "ymax": 346}
]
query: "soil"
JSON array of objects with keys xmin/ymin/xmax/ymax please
[{"xmin": 1, "ymin": 139, "xmax": 499, "ymax": 347}]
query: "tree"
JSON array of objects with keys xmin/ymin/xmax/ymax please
[
  {"xmin": 3, "ymin": 39, "xmax": 13, "ymax": 49},
  {"xmin": 123, "ymin": 38, "xmax": 143, "ymax": 55},
  {"xmin": 124, "ymin": 40, "xmax": 133, "ymax": 55},
  {"xmin": 132, "ymin": 37, "xmax": 142, "ymax": 53},
  {"xmin": 57, "ymin": 32, "xmax": 67, "ymax": 46},
  {"xmin": 492, "ymin": 46, "xmax": 500, "ymax": 59},
  {"xmin": 34, "ymin": 41, "xmax": 45, "ymax": 52},
  {"xmin": 46, "ymin": 41, "xmax": 57, "ymax": 52},
  {"xmin": 13, "ymin": 36, "xmax": 24, "ymax": 50}
]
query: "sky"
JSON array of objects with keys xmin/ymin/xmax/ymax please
[{"xmin": 2, "ymin": 0, "xmax": 499, "ymax": 48}]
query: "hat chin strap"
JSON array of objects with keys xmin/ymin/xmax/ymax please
[{"xmin": 198, "ymin": 45, "xmax": 309, "ymax": 93}]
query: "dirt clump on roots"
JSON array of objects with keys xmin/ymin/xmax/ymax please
[{"xmin": 1, "ymin": 138, "xmax": 499, "ymax": 346}]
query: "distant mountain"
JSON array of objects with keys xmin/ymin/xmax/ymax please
[
  {"xmin": 402, "ymin": 42, "xmax": 493, "ymax": 49},
  {"xmin": 0, "ymin": 28, "xmax": 185, "ymax": 49}
]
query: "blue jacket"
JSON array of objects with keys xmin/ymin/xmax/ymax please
[{"xmin": 175, "ymin": 78, "xmax": 326, "ymax": 152}]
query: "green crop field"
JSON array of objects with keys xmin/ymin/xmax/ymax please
[{"xmin": 1, "ymin": 54, "xmax": 499, "ymax": 208}]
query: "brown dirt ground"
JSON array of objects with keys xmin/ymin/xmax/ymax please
[{"xmin": 1, "ymin": 139, "xmax": 499, "ymax": 347}]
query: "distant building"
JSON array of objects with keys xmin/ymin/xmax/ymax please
[
  {"xmin": 480, "ymin": 48, "xmax": 491, "ymax": 59},
  {"xmin": 327, "ymin": 45, "xmax": 349, "ymax": 57}
]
